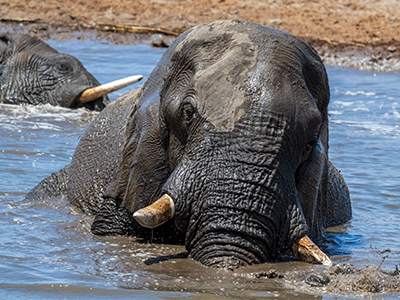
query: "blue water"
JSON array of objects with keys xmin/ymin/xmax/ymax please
[
  {"xmin": 0, "ymin": 39, "xmax": 399, "ymax": 299},
  {"xmin": 328, "ymin": 67, "xmax": 400, "ymax": 270}
]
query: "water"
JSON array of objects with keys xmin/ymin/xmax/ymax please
[
  {"xmin": 0, "ymin": 39, "xmax": 400, "ymax": 299},
  {"xmin": 327, "ymin": 67, "xmax": 400, "ymax": 269}
]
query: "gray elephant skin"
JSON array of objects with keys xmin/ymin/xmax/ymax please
[
  {"xmin": 29, "ymin": 20, "xmax": 351, "ymax": 269},
  {"xmin": 0, "ymin": 33, "xmax": 109, "ymax": 111}
]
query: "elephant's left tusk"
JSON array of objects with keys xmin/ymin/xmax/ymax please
[
  {"xmin": 76, "ymin": 75, "xmax": 143, "ymax": 104},
  {"xmin": 133, "ymin": 194, "xmax": 175, "ymax": 229},
  {"xmin": 292, "ymin": 235, "xmax": 332, "ymax": 266}
]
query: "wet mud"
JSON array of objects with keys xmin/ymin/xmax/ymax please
[
  {"xmin": 283, "ymin": 263, "xmax": 400, "ymax": 298},
  {"xmin": 327, "ymin": 263, "xmax": 400, "ymax": 294}
]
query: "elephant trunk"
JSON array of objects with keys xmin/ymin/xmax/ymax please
[
  {"xmin": 187, "ymin": 231, "xmax": 267, "ymax": 270},
  {"xmin": 182, "ymin": 181, "xmax": 294, "ymax": 269}
]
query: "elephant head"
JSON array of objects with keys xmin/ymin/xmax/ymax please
[
  {"xmin": 0, "ymin": 33, "xmax": 114, "ymax": 111},
  {"xmin": 90, "ymin": 20, "xmax": 350, "ymax": 269}
]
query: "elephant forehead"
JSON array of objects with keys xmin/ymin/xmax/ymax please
[
  {"xmin": 194, "ymin": 69, "xmax": 250, "ymax": 132},
  {"xmin": 189, "ymin": 32, "xmax": 258, "ymax": 132}
]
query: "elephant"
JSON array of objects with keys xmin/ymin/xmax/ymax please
[
  {"xmin": 0, "ymin": 33, "xmax": 141, "ymax": 111},
  {"xmin": 28, "ymin": 20, "xmax": 352, "ymax": 269}
]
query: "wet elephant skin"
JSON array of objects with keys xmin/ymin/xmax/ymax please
[
  {"xmin": 28, "ymin": 20, "xmax": 352, "ymax": 269},
  {"xmin": 0, "ymin": 33, "xmax": 109, "ymax": 110}
]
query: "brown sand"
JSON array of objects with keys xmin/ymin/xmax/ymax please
[{"xmin": 1, "ymin": 0, "xmax": 400, "ymax": 59}]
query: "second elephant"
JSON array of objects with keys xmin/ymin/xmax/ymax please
[{"xmin": 0, "ymin": 33, "xmax": 109, "ymax": 111}]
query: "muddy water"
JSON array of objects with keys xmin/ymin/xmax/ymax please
[{"xmin": 0, "ymin": 40, "xmax": 400, "ymax": 299}]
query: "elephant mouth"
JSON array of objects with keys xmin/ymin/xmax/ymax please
[{"xmin": 133, "ymin": 193, "xmax": 332, "ymax": 268}]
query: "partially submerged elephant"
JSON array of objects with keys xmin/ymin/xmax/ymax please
[
  {"xmin": 0, "ymin": 33, "xmax": 141, "ymax": 111},
  {"xmin": 29, "ymin": 20, "xmax": 351, "ymax": 269}
]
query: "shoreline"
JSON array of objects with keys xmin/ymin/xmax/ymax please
[{"xmin": 1, "ymin": 19, "xmax": 399, "ymax": 72}]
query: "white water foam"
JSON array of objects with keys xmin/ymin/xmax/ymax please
[
  {"xmin": 0, "ymin": 103, "xmax": 97, "ymax": 131},
  {"xmin": 322, "ymin": 54, "xmax": 400, "ymax": 72},
  {"xmin": 344, "ymin": 91, "xmax": 376, "ymax": 96},
  {"xmin": 331, "ymin": 119, "xmax": 400, "ymax": 137}
]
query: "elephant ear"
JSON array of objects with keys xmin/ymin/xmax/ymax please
[
  {"xmin": 0, "ymin": 33, "xmax": 13, "ymax": 53},
  {"xmin": 324, "ymin": 161, "xmax": 352, "ymax": 227},
  {"xmin": 296, "ymin": 52, "xmax": 351, "ymax": 237},
  {"xmin": 92, "ymin": 93, "xmax": 171, "ymax": 236},
  {"xmin": 294, "ymin": 46, "xmax": 336, "ymax": 238},
  {"xmin": 67, "ymin": 89, "xmax": 141, "ymax": 214},
  {"xmin": 296, "ymin": 116, "xmax": 351, "ymax": 238},
  {"xmin": 92, "ymin": 33, "xmax": 192, "ymax": 236},
  {"xmin": 0, "ymin": 34, "xmax": 14, "ymax": 76}
]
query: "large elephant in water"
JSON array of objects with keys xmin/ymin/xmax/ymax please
[
  {"xmin": 0, "ymin": 33, "xmax": 141, "ymax": 111},
  {"xmin": 29, "ymin": 20, "xmax": 351, "ymax": 269}
]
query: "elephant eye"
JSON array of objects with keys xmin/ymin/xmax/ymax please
[
  {"xmin": 57, "ymin": 62, "xmax": 73, "ymax": 73},
  {"xmin": 301, "ymin": 138, "xmax": 317, "ymax": 163},
  {"xmin": 183, "ymin": 103, "xmax": 196, "ymax": 123},
  {"xmin": 305, "ymin": 140, "xmax": 317, "ymax": 152}
]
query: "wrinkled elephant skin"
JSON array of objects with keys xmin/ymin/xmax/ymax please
[
  {"xmin": 0, "ymin": 33, "xmax": 109, "ymax": 111},
  {"xmin": 28, "ymin": 20, "xmax": 352, "ymax": 269}
]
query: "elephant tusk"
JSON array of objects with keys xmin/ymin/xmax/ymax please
[
  {"xmin": 133, "ymin": 194, "xmax": 175, "ymax": 229},
  {"xmin": 76, "ymin": 75, "xmax": 143, "ymax": 104},
  {"xmin": 292, "ymin": 235, "xmax": 332, "ymax": 266}
]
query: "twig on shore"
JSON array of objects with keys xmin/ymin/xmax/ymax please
[
  {"xmin": 319, "ymin": 37, "xmax": 366, "ymax": 47},
  {"xmin": 0, "ymin": 17, "xmax": 41, "ymax": 24},
  {"xmin": 96, "ymin": 22, "xmax": 179, "ymax": 36},
  {"xmin": 0, "ymin": 18, "xmax": 179, "ymax": 36}
]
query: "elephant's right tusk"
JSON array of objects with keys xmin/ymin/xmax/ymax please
[
  {"xmin": 133, "ymin": 194, "xmax": 175, "ymax": 229},
  {"xmin": 76, "ymin": 75, "xmax": 143, "ymax": 104},
  {"xmin": 292, "ymin": 235, "xmax": 333, "ymax": 266}
]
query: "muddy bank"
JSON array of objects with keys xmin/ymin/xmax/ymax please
[
  {"xmin": 1, "ymin": 0, "xmax": 399, "ymax": 47},
  {"xmin": 282, "ymin": 263, "xmax": 400, "ymax": 298},
  {"xmin": 2, "ymin": 20, "xmax": 400, "ymax": 72},
  {"xmin": 0, "ymin": 21, "xmax": 176, "ymax": 47},
  {"xmin": 1, "ymin": 0, "xmax": 400, "ymax": 71},
  {"xmin": 235, "ymin": 247, "xmax": 400, "ymax": 299}
]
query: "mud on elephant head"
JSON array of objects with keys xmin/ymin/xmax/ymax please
[
  {"xmin": 0, "ymin": 33, "xmax": 141, "ymax": 111},
  {"xmin": 29, "ymin": 20, "xmax": 351, "ymax": 269}
]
